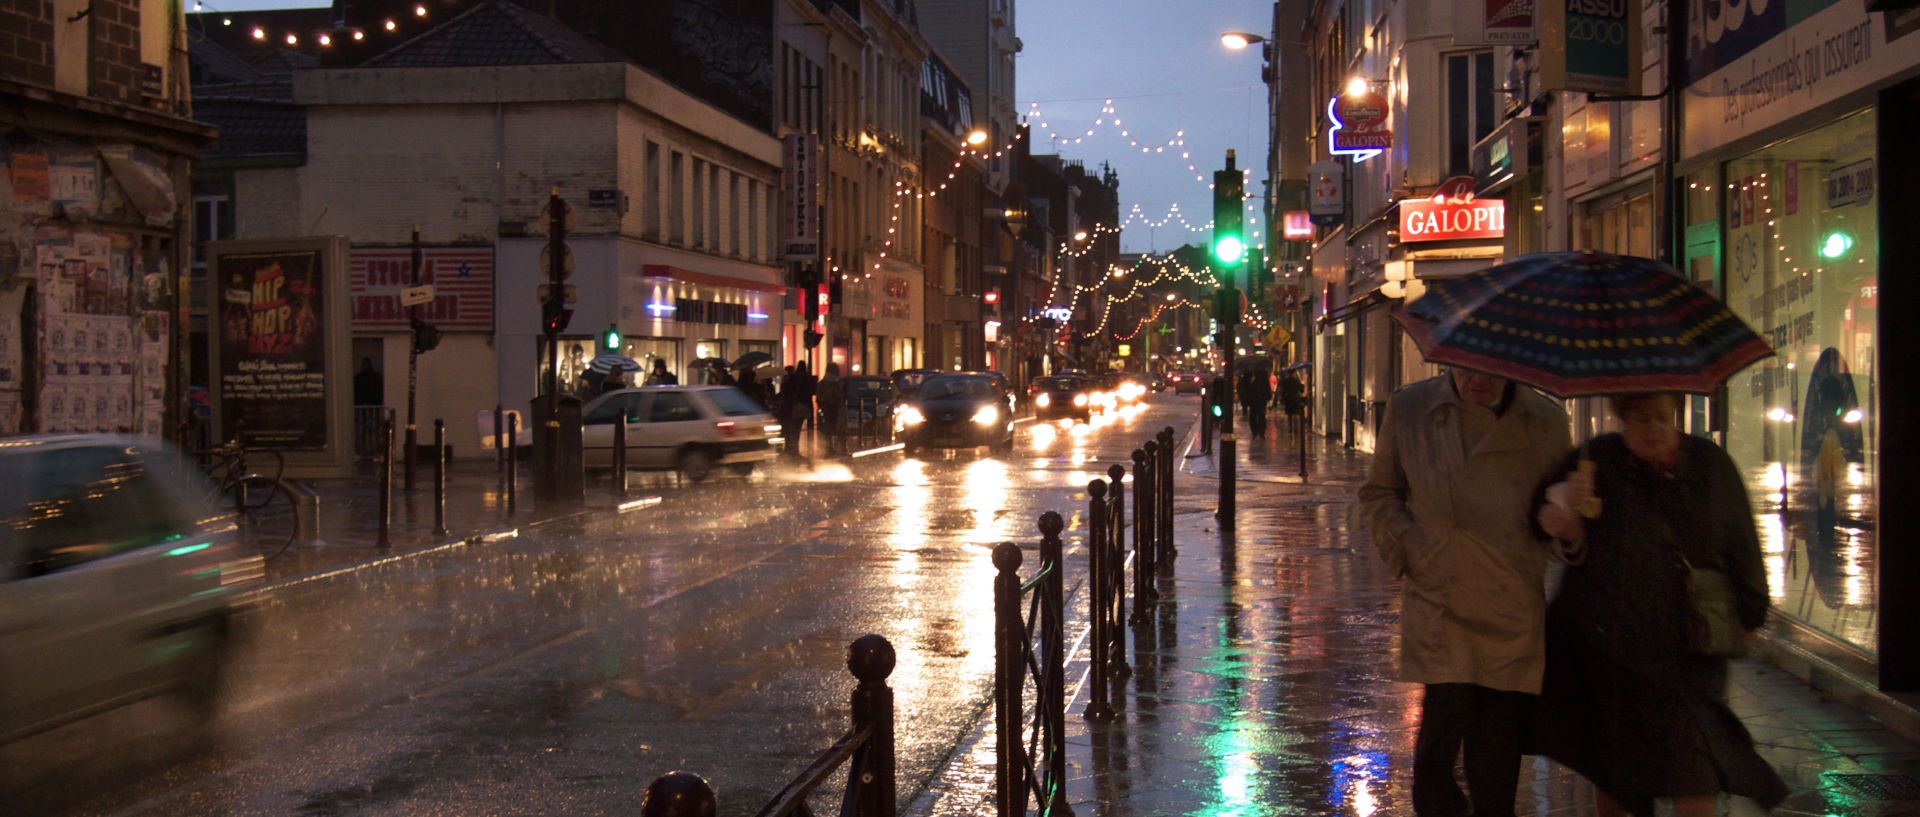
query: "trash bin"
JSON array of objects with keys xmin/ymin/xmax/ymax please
[{"xmin": 530, "ymin": 394, "xmax": 585, "ymax": 505}]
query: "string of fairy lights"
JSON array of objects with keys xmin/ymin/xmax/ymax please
[{"xmin": 188, "ymin": 0, "xmax": 449, "ymax": 47}]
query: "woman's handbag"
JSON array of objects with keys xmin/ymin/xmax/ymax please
[{"xmin": 1681, "ymin": 556, "xmax": 1749, "ymax": 658}]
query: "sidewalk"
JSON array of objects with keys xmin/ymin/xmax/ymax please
[{"xmin": 913, "ymin": 417, "xmax": 1920, "ymax": 816}]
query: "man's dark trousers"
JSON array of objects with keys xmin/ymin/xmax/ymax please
[{"xmin": 1412, "ymin": 682, "xmax": 1532, "ymax": 817}]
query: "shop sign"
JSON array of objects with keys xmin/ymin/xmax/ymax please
[
  {"xmin": 1328, "ymin": 92, "xmax": 1392, "ymax": 161},
  {"xmin": 1682, "ymin": 1, "xmax": 1917, "ymax": 160},
  {"xmin": 1399, "ymin": 178, "xmax": 1507, "ymax": 243},
  {"xmin": 782, "ymin": 134, "xmax": 820, "ymax": 260},
  {"xmin": 1540, "ymin": 0, "xmax": 1642, "ymax": 95},
  {"xmin": 1308, "ymin": 160, "xmax": 1346, "ymax": 226},
  {"xmin": 1457, "ymin": 0, "xmax": 1537, "ymax": 44},
  {"xmin": 349, "ymin": 247, "xmax": 494, "ymax": 331},
  {"xmin": 1282, "ymin": 210, "xmax": 1315, "ymax": 240}
]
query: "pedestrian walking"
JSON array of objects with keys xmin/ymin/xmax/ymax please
[
  {"xmin": 817, "ymin": 362, "xmax": 846, "ymax": 455},
  {"xmin": 1358, "ymin": 366, "xmax": 1570, "ymax": 817},
  {"xmin": 1242, "ymin": 369, "xmax": 1272, "ymax": 440},
  {"xmin": 1280, "ymin": 372, "xmax": 1306, "ymax": 433},
  {"xmin": 645, "ymin": 358, "xmax": 678, "ymax": 386},
  {"xmin": 1532, "ymin": 392, "xmax": 1786, "ymax": 817},
  {"xmin": 786, "ymin": 361, "xmax": 817, "ymax": 454},
  {"xmin": 353, "ymin": 357, "xmax": 384, "ymax": 407}
]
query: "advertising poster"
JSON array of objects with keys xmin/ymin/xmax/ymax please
[{"xmin": 216, "ymin": 249, "xmax": 329, "ymax": 449}]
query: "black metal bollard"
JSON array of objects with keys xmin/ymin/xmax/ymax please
[
  {"xmin": 640, "ymin": 771, "xmax": 717, "ymax": 817},
  {"xmin": 1105, "ymin": 463, "xmax": 1131, "ymax": 679},
  {"xmin": 612, "ymin": 415, "xmax": 628, "ymax": 498},
  {"xmin": 378, "ymin": 414, "xmax": 394, "ymax": 549},
  {"xmin": 1132, "ymin": 447, "xmax": 1155, "ymax": 620},
  {"xmin": 846, "ymin": 634, "xmax": 896, "ymax": 817},
  {"xmin": 506, "ymin": 413, "xmax": 518, "ymax": 515},
  {"xmin": 1159, "ymin": 426, "xmax": 1177, "ymax": 559},
  {"xmin": 1037, "ymin": 512, "xmax": 1071, "ymax": 815},
  {"xmin": 494, "ymin": 404, "xmax": 505, "ymax": 476},
  {"xmin": 432, "ymin": 419, "xmax": 447, "ymax": 537},
  {"xmin": 992, "ymin": 542, "xmax": 1026, "ymax": 816},
  {"xmin": 1085, "ymin": 478, "xmax": 1114, "ymax": 720}
]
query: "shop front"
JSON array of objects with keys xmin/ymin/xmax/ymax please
[{"xmin": 1677, "ymin": 0, "xmax": 1920, "ymax": 690}]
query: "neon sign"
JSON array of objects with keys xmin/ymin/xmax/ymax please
[
  {"xmin": 1398, "ymin": 178, "xmax": 1505, "ymax": 242},
  {"xmin": 1328, "ymin": 92, "xmax": 1391, "ymax": 162}
]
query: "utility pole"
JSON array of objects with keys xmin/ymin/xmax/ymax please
[
  {"xmin": 402, "ymin": 227, "xmax": 441, "ymax": 490},
  {"xmin": 538, "ymin": 189, "xmax": 574, "ymax": 501},
  {"xmin": 1212, "ymin": 150, "xmax": 1246, "ymax": 528}
]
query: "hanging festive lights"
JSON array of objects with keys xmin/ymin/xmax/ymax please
[{"xmin": 190, "ymin": 0, "xmax": 442, "ymax": 53}]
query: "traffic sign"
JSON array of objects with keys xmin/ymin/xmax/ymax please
[
  {"xmin": 535, "ymin": 198, "xmax": 574, "ymax": 235},
  {"xmin": 399, "ymin": 284, "xmax": 436, "ymax": 307},
  {"xmin": 537, "ymin": 283, "xmax": 578, "ymax": 304},
  {"xmin": 538, "ymin": 244, "xmax": 575, "ymax": 277}
]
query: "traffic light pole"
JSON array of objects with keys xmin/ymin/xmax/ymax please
[
  {"xmin": 1218, "ymin": 287, "xmax": 1237, "ymax": 529},
  {"xmin": 405, "ymin": 226, "xmax": 422, "ymax": 492},
  {"xmin": 542, "ymin": 190, "xmax": 565, "ymax": 502}
]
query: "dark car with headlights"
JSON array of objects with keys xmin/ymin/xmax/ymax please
[
  {"xmin": 895, "ymin": 373, "xmax": 1015, "ymax": 454},
  {"xmin": 1029, "ymin": 375, "xmax": 1093, "ymax": 421}
]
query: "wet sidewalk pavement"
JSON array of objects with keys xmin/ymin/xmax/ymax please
[{"xmin": 912, "ymin": 417, "xmax": 1920, "ymax": 817}]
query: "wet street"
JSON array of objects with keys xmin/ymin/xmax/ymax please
[{"xmin": 0, "ymin": 398, "xmax": 1187, "ymax": 817}]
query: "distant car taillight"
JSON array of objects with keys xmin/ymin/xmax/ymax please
[{"xmin": 715, "ymin": 420, "xmax": 738, "ymax": 437}]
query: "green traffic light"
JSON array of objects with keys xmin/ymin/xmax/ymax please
[
  {"xmin": 1819, "ymin": 231, "xmax": 1854, "ymax": 259},
  {"xmin": 604, "ymin": 324, "xmax": 622, "ymax": 350},
  {"xmin": 1214, "ymin": 235, "xmax": 1246, "ymax": 265}
]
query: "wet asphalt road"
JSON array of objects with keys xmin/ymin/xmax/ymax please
[{"xmin": 0, "ymin": 398, "xmax": 1193, "ymax": 817}]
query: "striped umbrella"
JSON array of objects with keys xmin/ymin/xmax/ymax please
[
  {"xmin": 1392, "ymin": 252, "xmax": 1773, "ymax": 397},
  {"xmin": 587, "ymin": 354, "xmax": 644, "ymax": 375}
]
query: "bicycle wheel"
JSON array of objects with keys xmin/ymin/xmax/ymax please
[{"xmin": 226, "ymin": 476, "xmax": 298, "ymax": 559}]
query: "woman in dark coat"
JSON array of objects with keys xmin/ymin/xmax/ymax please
[{"xmin": 1534, "ymin": 393, "xmax": 1786, "ymax": 817}]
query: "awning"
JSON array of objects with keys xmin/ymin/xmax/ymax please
[{"xmin": 1317, "ymin": 291, "xmax": 1387, "ymax": 328}]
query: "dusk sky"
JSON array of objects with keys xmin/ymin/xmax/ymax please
[{"xmin": 203, "ymin": 0, "xmax": 1278, "ymax": 255}]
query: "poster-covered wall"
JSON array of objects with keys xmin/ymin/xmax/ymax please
[{"xmin": 2, "ymin": 133, "xmax": 178, "ymax": 439}]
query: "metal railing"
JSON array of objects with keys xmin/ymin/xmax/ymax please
[
  {"xmin": 642, "ymin": 635, "xmax": 896, "ymax": 817},
  {"xmin": 836, "ymin": 394, "xmax": 893, "ymax": 453},
  {"xmin": 992, "ymin": 513, "xmax": 1071, "ymax": 816}
]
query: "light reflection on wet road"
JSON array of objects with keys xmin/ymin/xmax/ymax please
[{"xmin": 0, "ymin": 400, "xmax": 1185, "ymax": 817}]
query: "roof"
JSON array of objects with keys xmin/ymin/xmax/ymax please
[
  {"xmin": 192, "ymin": 98, "xmax": 307, "ymax": 159},
  {"xmin": 364, "ymin": 0, "xmax": 628, "ymax": 67}
]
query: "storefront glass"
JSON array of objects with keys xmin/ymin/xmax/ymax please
[{"xmin": 1721, "ymin": 109, "xmax": 1879, "ymax": 654}]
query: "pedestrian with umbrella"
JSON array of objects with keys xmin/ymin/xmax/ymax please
[{"xmin": 1393, "ymin": 252, "xmax": 1786, "ymax": 817}]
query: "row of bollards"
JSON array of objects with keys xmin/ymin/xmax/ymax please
[
  {"xmin": 1084, "ymin": 426, "xmax": 1177, "ymax": 721},
  {"xmin": 373, "ymin": 409, "xmax": 528, "ymax": 549},
  {"xmin": 641, "ymin": 635, "xmax": 897, "ymax": 817}
]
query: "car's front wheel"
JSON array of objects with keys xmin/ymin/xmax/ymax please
[{"xmin": 678, "ymin": 447, "xmax": 717, "ymax": 482}]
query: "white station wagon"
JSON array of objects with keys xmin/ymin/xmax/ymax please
[{"xmin": 580, "ymin": 385, "xmax": 783, "ymax": 481}]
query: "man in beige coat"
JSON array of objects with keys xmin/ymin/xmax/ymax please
[{"xmin": 1359, "ymin": 367, "xmax": 1570, "ymax": 817}]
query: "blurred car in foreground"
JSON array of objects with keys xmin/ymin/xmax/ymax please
[
  {"xmin": 1030, "ymin": 375, "xmax": 1093, "ymax": 421},
  {"xmin": 0, "ymin": 435, "xmax": 264, "ymax": 743},
  {"xmin": 895, "ymin": 373, "xmax": 1015, "ymax": 454},
  {"xmin": 581, "ymin": 385, "xmax": 782, "ymax": 481},
  {"xmin": 1167, "ymin": 371, "xmax": 1205, "ymax": 394}
]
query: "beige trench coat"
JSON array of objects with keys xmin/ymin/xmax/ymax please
[{"xmin": 1359, "ymin": 375, "xmax": 1570, "ymax": 694}]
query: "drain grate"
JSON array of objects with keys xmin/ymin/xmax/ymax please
[{"xmin": 1830, "ymin": 773, "xmax": 1920, "ymax": 800}]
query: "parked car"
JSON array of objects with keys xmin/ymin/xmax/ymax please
[
  {"xmin": 0, "ymin": 434, "xmax": 264, "ymax": 743},
  {"xmin": 1168, "ymin": 371, "xmax": 1206, "ymax": 394},
  {"xmin": 1148, "ymin": 373, "xmax": 1168, "ymax": 392},
  {"xmin": 895, "ymin": 373, "xmax": 1016, "ymax": 454},
  {"xmin": 1030, "ymin": 375, "xmax": 1093, "ymax": 421},
  {"xmin": 839, "ymin": 375, "xmax": 898, "ymax": 441},
  {"xmin": 580, "ymin": 385, "xmax": 782, "ymax": 481}
]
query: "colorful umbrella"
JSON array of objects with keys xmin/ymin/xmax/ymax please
[{"xmin": 1392, "ymin": 252, "xmax": 1773, "ymax": 397}]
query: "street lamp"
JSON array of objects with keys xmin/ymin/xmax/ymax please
[
  {"xmin": 1220, "ymin": 31, "xmax": 1265, "ymax": 50},
  {"xmin": 966, "ymin": 129, "xmax": 989, "ymax": 146}
]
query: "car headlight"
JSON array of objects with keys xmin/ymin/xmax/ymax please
[
  {"xmin": 1036, "ymin": 393, "xmax": 1051, "ymax": 408},
  {"xmin": 898, "ymin": 407, "xmax": 925, "ymax": 425},
  {"xmin": 1073, "ymin": 394, "xmax": 1088, "ymax": 407},
  {"xmin": 972, "ymin": 405, "xmax": 1000, "ymax": 425}
]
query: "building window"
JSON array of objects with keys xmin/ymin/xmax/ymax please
[
  {"xmin": 192, "ymin": 194, "xmax": 232, "ymax": 269},
  {"xmin": 645, "ymin": 141, "xmax": 662, "ymax": 240},
  {"xmin": 671, "ymin": 150, "xmax": 686, "ymax": 245},
  {"xmin": 1446, "ymin": 51, "xmax": 1497, "ymax": 178}
]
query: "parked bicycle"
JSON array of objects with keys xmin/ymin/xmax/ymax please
[{"xmin": 193, "ymin": 441, "xmax": 299, "ymax": 559}]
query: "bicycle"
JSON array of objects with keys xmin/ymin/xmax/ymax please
[{"xmin": 193, "ymin": 440, "xmax": 299, "ymax": 560}]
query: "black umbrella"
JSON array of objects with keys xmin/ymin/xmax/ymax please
[
  {"xmin": 732, "ymin": 350, "xmax": 773, "ymax": 369},
  {"xmin": 687, "ymin": 357, "xmax": 729, "ymax": 370}
]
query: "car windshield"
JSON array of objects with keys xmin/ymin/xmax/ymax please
[
  {"xmin": 1037, "ymin": 378, "xmax": 1080, "ymax": 389},
  {"xmin": 701, "ymin": 387, "xmax": 765, "ymax": 417},
  {"xmin": 847, "ymin": 380, "xmax": 892, "ymax": 396},
  {"xmin": 920, "ymin": 376, "xmax": 994, "ymax": 398}
]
